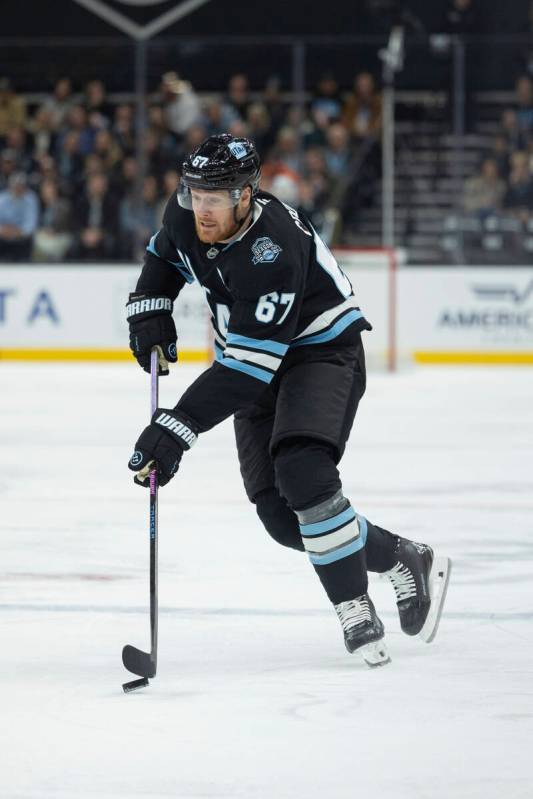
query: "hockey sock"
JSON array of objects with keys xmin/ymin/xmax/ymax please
[
  {"xmin": 296, "ymin": 491, "xmax": 369, "ymax": 605},
  {"xmin": 364, "ymin": 521, "xmax": 399, "ymax": 573}
]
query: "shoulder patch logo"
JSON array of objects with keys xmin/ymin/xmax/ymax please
[{"xmin": 251, "ymin": 237, "xmax": 282, "ymax": 265}]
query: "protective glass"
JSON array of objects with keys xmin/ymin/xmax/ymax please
[{"xmin": 177, "ymin": 182, "xmax": 243, "ymax": 211}]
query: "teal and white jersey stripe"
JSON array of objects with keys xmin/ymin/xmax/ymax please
[
  {"xmin": 225, "ymin": 346, "xmax": 282, "ymax": 372},
  {"xmin": 291, "ymin": 296, "xmax": 364, "ymax": 348},
  {"xmin": 218, "ymin": 332, "xmax": 289, "ymax": 384}
]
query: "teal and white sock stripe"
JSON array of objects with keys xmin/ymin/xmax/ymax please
[{"xmin": 297, "ymin": 491, "xmax": 368, "ymax": 566}]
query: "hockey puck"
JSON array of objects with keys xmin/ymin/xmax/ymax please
[{"xmin": 122, "ymin": 677, "xmax": 150, "ymax": 693}]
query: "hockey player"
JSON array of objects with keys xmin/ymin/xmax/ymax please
[{"xmin": 126, "ymin": 134, "xmax": 451, "ymax": 667}]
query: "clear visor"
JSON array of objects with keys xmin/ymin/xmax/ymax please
[{"xmin": 177, "ymin": 182, "xmax": 243, "ymax": 211}]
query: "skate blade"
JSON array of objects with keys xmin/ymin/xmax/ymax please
[
  {"xmin": 360, "ymin": 639, "xmax": 391, "ymax": 668},
  {"xmin": 418, "ymin": 556, "xmax": 452, "ymax": 644}
]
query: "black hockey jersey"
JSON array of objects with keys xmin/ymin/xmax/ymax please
[{"xmin": 136, "ymin": 190, "xmax": 371, "ymax": 432}]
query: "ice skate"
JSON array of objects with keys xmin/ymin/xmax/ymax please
[
  {"xmin": 334, "ymin": 594, "xmax": 391, "ymax": 667},
  {"xmin": 385, "ymin": 538, "xmax": 452, "ymax": 643}
]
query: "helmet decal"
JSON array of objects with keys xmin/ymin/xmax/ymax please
[{"xmin": 228, "ymin": 141, "xmax": 248, "ymax": 160}]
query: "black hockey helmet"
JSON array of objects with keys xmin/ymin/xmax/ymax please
[{"xmin": 178, "ymin": 133, "xmax": 261, "ymax": 210}]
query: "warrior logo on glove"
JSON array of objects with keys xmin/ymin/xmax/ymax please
[
  {"xmin": 128, "ymin": 408, "xmax": 199, "ymax": 487},
  {"xmin": 126, "ymin": 291, "xmax": 178, "ymax": 375}
]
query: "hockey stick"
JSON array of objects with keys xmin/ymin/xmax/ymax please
[{"xmin": 122, "ymin": 347, "xmax": 159, "ymax": 693}]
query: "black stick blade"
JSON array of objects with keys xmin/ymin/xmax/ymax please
[
  {"xmin": 122, "ymin": 644, "xmax": 156, "ymax": 678},
  {"xmin": 123, "ymin": 677, "xmax": 149, "ymax": 693}
]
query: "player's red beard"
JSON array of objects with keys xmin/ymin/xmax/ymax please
[
  {"xmin": 194, "ymin": 214, "xmax": 231, "ymax": 243},
  {"xmin": 194, "ymin": 203, "xmax": 252, "ymax": 244}
]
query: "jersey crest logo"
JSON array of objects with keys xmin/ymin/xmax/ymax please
[{"xmin": 251, "ymin": 237, "xmax": 282, "ymax": 265}]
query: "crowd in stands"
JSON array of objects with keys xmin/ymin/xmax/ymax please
[
  {"xmin": 2, "ymin": 46, "xmax": 533, "ymax": 265},
  {"xmin": 0, "ymin": 71, "xmax": 383, "ymax": 262},
  {"xmin": 463, "ymin": 74, "xmax": 533, "ymax": 221}
]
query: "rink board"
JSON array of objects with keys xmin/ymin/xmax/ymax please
[{"xmin": 0, "ymin": 262, "xmax": 532, "ymax": 364}]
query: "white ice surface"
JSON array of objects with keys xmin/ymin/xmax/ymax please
[{"xmin": 1, "ymin": 362, "xmax": 532, "ymax": 798}]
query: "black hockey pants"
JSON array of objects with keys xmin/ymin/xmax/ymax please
[{"xmin": 234, "ymin": 333, "xmax": 398, "ymax": 604}]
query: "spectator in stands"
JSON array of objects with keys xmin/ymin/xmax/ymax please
[
  {"xmin": 32, "ymin": 178, "xmax": 72, "ymax": 261},
  {"xmin": 311, "ymin": 73, "xmax": 342, "ymax": 123},
  {"xmin": 342, "ymin": 72, "xmax": 382, "ymax": 141},
  {"xmin": 463, "ymin": 157, "xmax": 506, "ymax": 218},
  {"xmin": 514, "ymin": 76, "xmax": 533, "ymax": 133},
  {"xmin": 4, "ymin": 126, "xmax": 35, "ymax": 175},
  {"xmin": 156, "ymin": 168, "xmax": 179, "ymax": 225},
  {"xmin": 81, "ymin": 154, "xmax": 106, "ymax": 191},
  {"xmin": 83, "ymin": 79, "xmax": 113, "ymax": 129},
  {"xmin": 55, "ymin": 131, "xmax": 84, "ymax": 194},
  {"xmin": 147, "ymin": 105, "xmax": 180, "ymax": 163},
  {"xmin": 0, "ymin": 78, "xmax": 26, "ymax": 140},
  {"xmin": 285, "ymin": 105, "xmax": 310, "ymax": 139},
  {"xmin": 29, "ymin": 106, "xmax": 58, "ymax": 159},
  {"xmin": 115, "ymin": 155, "xmax": 138, "ymax": 199},
  {"xmin": 202, "ymin": 98, "xmax": 238, "ymax": 137},
  {"xmin": 269, "ymin": 126, "xmax": 302, "ymax": 174},
  {"xmin": 61, "ymin": 105, "xmax": 95, "ymax": 157},
  {"xmin": 227, "ymin": 118, "xmax": 250, "ymax": 139},
  {"xmin": 503, "ymin": 150, "xmax": 533, "ymax": 218},
  {"xmin": 0, "ymin": 172, "xmax": 38, "ymax": 261},
  {"xmin": 246, "ymin": 102, "xmax": 274, "ymax": 158},
  {"xmin": 262, "ymin": 75, "xmax": 286, "ymax": 138},
  {"xmin": 44, "ymin": 78, "xmax": 74, "ymax": 130},
  {"xmin": 113, "ymin": 103, "xmax": 135, "ymax": 156},
  {"xmin": 0, "ymin": 148, "xmax": 18, "ymax": 190},
  {"xmin": 161, "ymin": 168, "xmax": 179, "ymax": 198},
  {"xmin": 488, "ymin": 133, "xmax": 512, "ymax": 178},
  {"xmin": 324, "ymin": 123, "xmax": 352, "ymax": 178},
  {"xmin": 500, "ymin": 108, "xmax": 528, "ymax": 153},
  {"xmin": 283, "ymin": 105, "xmax": 314, "ymax": 148},
  {"xmin": 303, "ymin": 146, "xmax": 331, "ymax": 203},
  {"xmin": 301, "ymin": 147, "xmax": 333, "ymax": 230},
  {"xmin": 441, "ymin": 0, "xmax": 480, "ymax": 35},
  {"xmin": 119, "ymin": 174, "xmax": 160, "ymax": 260},
  {"xmin": 34, "ymin": 153, "xmax": 60, "ymax": 190},
  {"xmin": 70, "ymin": 172, "xmax": 118, "ymax": 260},
  {"xmin": 160, "ymin": 72, "xmax": 202, "ymax": 141},
  {"xmin": 225, "ymin": 74, "xmax": 251, "ymax": 121},
  {"xmin": 142, "ymin": 128, "xmax": 170, "ymax": 181},
  {"xmin": 93, "ymin": 128, "xmax": 123, "ymax": 174},
  {"xmin": 301, "ymin": 107, "xmax": 329, "ymax": 150}
]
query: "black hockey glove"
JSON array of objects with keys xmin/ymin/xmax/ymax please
[
  {"xmin": 126, "ymin": 291, "xmax": 178, "ymax": 375},
  {"xmin": 128, "ymin": 407, "xmax": 199, "ymax": 487}
]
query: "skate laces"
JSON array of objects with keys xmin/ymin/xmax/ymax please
[
  {"xmin": 334, "ymin": 597, "xmax": 372, "ymax": 633},
  {"xmin": 387, "ymin": 562, "xmax": 417, "ymax": 602}
]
